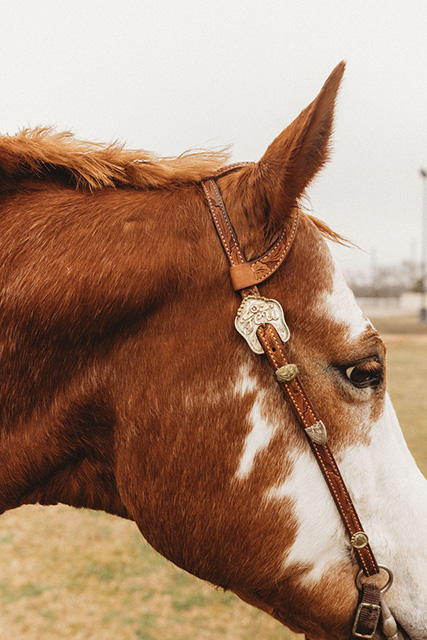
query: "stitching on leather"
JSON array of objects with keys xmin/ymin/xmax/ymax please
[
  {"xmin": 268, "ymin": 328, "xmax": 317, "ymax": 424},
  {"xmin": 259, "ymin": 326, "xmax": 279, "ymax": 367},
  {"xmin": 204, "ymin": 178, "xmax": 298, "ymax": 283},
  {"xmin": 312, "ymin": 445, "xmax": 372, "ymax": 574},
  {"xmin": 252, "ymin": 210, "xmax": 299, "ymax": 282},
  {"xmin": 211, "ymin": 162, "xmax": 254, "ymax": 178},
  {"xmin": 252, "ymin": 230, "xmax": 287, "ymax": 281},
  {"xmin": 203, "ymin": 180, "xmax": 379, "ymax": 578},
  {"xmin": 201, "ymin": 183, "xmax": 230, "ymax": 260},
  {"xmin": 210, "ymin": 180, "xmax": 245, "ymax": 263},
  {"xmin": 320, "ymin": 446, "xmax": 377, "ymax": 573},
  {"xmin": 210, "ymin": 180, "xmax": 245, "ymax": 265},
  {"xmin": 362, "ymin": 544, "xmax": 377, "ymax": 573},
  {"xmin": 312, "ymin": 445, "xmax": 376, "ymax": 575},
  {"xmin": 323, "ymin": 447, "xmax": 366, "ymax": 529},
  {"xmin": 202, "ymin": 182, "xmax": 238, "ymax": 266},
  {"xmin": 255, "ymin": 228, "xmax": 287, "ymax": 271},
  {"xmin": 261, "ymin": 326, "xmax": 357, "ymax": 535},
  {"xmin": 262, "ymin": 325, "xmax": 375, "ymax": 575},
  {"xmin": 260, "ymin": 327, "xmax": 312, "ymax": 428}
]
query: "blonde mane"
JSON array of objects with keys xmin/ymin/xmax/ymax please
[{"xmin": 0, "ymin": 127, "xmax": 231, "ymax": 191}]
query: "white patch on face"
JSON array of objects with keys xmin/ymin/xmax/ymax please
[
  {"xmin": 234, "ymin": 363, "xmax": 257, "ymax": 397},
  {"xmin": 338, "ymin": 395, "xmax": 427, "ymax": 633},
  {"xmin": 234, "ymin": 363, "xmax": 280, "ymax": 480},
  {"xmin": 266, "ymin": 450, "xmax": 349, "ymax": 583},
  {"xmin": 236, "ymin": 395, "xmax": 279, "ymax": 479},
  {"xmin": 267, "ymin": 394, "xmax": 427, "ymax": 635},
  {"xmin": 321, "ymin": 259, "xmax": 370, "ymax": 340}
]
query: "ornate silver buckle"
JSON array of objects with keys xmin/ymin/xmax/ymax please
[{"xmin": 234, "ymin": 295, "xmax": 290, "ymax": 354}]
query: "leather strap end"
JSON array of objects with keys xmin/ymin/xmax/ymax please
[
  {"xmin": 351, "ymin": 583, "xmax": 381, "ymax": 639},
  {"xmin": 230, "ymin": 263, "xmax": 258, "ymax": 290}
]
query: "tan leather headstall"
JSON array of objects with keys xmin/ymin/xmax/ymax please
[{"xmin": 201, "ymin": 173, "xmax": 384, "ymax": 640}]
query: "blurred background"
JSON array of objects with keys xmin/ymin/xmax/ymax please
[
  {"xmin": 0, "ymin": 2, "xmax": 426, "ymax": 639},
  {"xmin": 1, "ymin": 1, "xmax": 427, "ymax": 288}
]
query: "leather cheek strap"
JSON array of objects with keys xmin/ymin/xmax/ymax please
[
  {"xmin": 202, "ymin": 173, "xmax": 382, "ymax": 640},
  {"xmin": 202, "ymin": 174, "xmax": 378, "ymax": 577},
  {"xmin": 256, "ymin": 323, "xmax": 379, "ymax": 578}
]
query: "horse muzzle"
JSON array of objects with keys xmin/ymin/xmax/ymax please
[{"xmin": 375, "ymin": 623, "xmax": 414, "ymax": 640}]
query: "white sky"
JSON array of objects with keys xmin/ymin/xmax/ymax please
[{"xmin": 2, "ymin": 0, "xmax": 427, "ymax": 279}]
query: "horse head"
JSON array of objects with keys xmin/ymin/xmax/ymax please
[
  {"xmin": 121, "ymin": 63, "xmax": 426, "ymax": 639},
  {"xmin": 0, "ymin": 63, "xmax": 426, "ymax": 639}
]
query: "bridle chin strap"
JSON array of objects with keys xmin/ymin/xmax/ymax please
[{"xmin": 202, "ymin": 175, "xmax": 398, "ymax": 640}]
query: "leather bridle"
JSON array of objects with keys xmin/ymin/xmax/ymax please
[{"xmin": 201, "ymin": 171, "xmax": 398, "ymax": 640}]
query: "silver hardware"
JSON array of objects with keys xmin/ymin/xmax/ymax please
[
  {"xmin": 305, "ymin": 420, "xmax": 327, "ymax": 445},
  {"xmin": 234, "ymin": 295, "xmax": 289, "ymax": 354},
  {"xmin": 356, "ymin": 565, "xmax": 394, "ymax": 594},
  {"xmin": 275, "ymin": 363, "xmax": 299, "ymax": 382},
  {"xmin": 352, "ymin": 602, "xmax": 381, "ymax": 639},
  {"xmin": 380, "ymin": 595, "xmax": 398, "ymax": 639},
  {"xmin": 351, "ymin": 531, "xmax": 369, "ymax": 549}
]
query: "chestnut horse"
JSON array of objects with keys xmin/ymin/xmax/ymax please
[{"xmin": 0, "ymin": 63, "xmax": 426, "ymax": 640}]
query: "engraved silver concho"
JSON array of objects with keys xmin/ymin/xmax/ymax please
[
  {"xmin": 305, "ymin": 420, "xmax": 328, "ymax": 445},
  {"xmin": 234, "ymin": 295, "xmax": 290, "ymax": 354}
]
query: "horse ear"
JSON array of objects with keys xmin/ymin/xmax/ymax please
[{"xmin": 256, "ymin": 62, "xmax": 345, "ymax": 237}]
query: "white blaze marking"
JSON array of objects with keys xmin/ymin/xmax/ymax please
[
  {"xmin": 234, "ymin": 363, "xmax": 257, "ymax": 397},
  {"xmin": 322, "ymin": 260, "xmax": 369, "ymax": 339},
  {"xmin": 231, "ymin": 257, "xmax": 427, "ymax": 632},
  {"xmin": 267, "ymin": 450, "xmax": 349, "ymax": 582},
  {"xmin": 266, "ymin": 393, "xmax": 427, "ymax": 632},
  {"xmin": 234, "ymin": 364, "xmax": 280, "ymax": 480},
  {"xmin": 338, "ymin": 396, "xmax": 427, "ymax": 630},
  {"xmin": 236, "ymin": 396, "xmax": 279, "ymax": 479}
]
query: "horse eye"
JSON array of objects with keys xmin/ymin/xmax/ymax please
[{"xmin": 344, "ymin": 361, "xmax": 383, "ymax": 389}]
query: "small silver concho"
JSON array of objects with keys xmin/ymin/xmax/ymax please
[{"xmin": 234, "ymin": 295, "xmax": 290, "ymax": 354}]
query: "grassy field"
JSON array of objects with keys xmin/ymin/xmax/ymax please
[
  {"xmin": 0, "ymin": 316, "xmax": 426, "ymax": 640},
  {"xmin": 371, "ymin": 316, "xmax": 427, "ymax": 476}
]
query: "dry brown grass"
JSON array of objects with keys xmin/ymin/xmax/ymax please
[
  {"xmin": 0, "ymin": 315, "xmax": 425, "ymax": 639},
  {"xmin": 372, "ymin": 315, "xmax": 427, "ymax": 475},
  {"xmin": 0, "ymin": 506, "xmax": 301, "ymax": 640},
  {"xmin": 371, "ymin": 314, "xmax": 427, "ymax": 337}
]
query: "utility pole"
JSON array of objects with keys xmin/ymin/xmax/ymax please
[
  {"xmin": 420, "ymin": 169, "xmax": 427, "ymax": 324},
  {"xmin": 370, "ymin": 248, "xmax": 378, "ymax": 298}
]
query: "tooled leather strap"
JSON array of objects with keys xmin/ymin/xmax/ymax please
[
  {"xmin": 202, "ymin": 179, "xmax": 298, "ymax": 293},
  {"xmin": 256, "ymin": 324, "xmax": 379, "ymax": 577},
  {"xmin": 202, "ymin": 174, "xmax": 381, "ymax": 640}
]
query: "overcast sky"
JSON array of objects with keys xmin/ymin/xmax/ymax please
[{"xmin": 2, "ymin": 1, "xmax": 427, "ymax": 280}]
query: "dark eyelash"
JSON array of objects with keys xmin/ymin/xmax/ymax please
[{"xmin": 343, "ymin": 359, "xmax": 383, "ymax": 389}]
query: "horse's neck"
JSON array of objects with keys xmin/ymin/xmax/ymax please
[{"xmin": 0, "ymin": 182, "xmax": 199, "ymax": 515}]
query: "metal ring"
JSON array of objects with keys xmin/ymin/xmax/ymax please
[{"xmin": 355, "ymin": 565, "xmax": 394, "ymax": 594}]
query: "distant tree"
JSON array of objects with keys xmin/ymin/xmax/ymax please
[
  {"xmin": 348, "ymin": 259, "xmax": 421, "ymax": 298},
  {"xmin": 411, "ymin": 278, "xmax": 424, "ymax": 293}
]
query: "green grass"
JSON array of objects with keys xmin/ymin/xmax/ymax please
[{"xmin": 0, "ymin": 320, "xmax": 425, "ymax": 639}]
